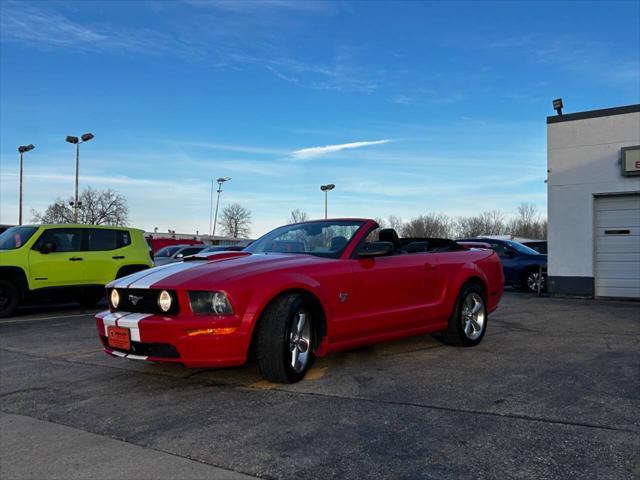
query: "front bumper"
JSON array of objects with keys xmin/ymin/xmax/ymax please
[{"xmin": 95, "ymin": 310, "xmax": 251, "ymax": 367}]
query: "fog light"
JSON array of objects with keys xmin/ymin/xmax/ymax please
[
  {"xmin": 158, "ymin": 290, "xmax": 172, "ymax": 312},
  {"xmin": 110, "ymin": 289, "xmax": 120, "ymax": 309}
]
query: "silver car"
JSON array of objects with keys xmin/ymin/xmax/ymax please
[{"xmin": 153, "ymin": 245, "xmax": 205, "ymax": 266}]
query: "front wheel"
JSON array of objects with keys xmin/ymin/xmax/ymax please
[
  {"xmin": 444, "ymin": 284, "xmax": 487, "ymax": 347},
  {"xmin": 0, "ymin": 280, "xmax": 20, "ymax": 318},
  {"xmin": 255, "ymin": 294, "xmax": 316, "ymax": 383}
]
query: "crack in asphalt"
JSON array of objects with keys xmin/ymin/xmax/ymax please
[
  {"xmin": 2, "ymin": 346, "xmax": 637, "ymax": 437},
  {"xmin": 257, "ymin": 388, "xmax": 640, "ymax": 435}
]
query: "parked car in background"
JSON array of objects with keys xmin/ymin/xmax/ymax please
[
  {"xmin": 97, "ymin": 219, "xmax": 504, "ymax": 383},
  {"xmin": 457, "ymin": 237, "xmax": 547, "ymax": 293},
  {"xmin": 146, "ymin": 237, "xmax": 203, "ymax": 254},
  {"xmin": 523, "ymin": 240, "xmax": 547, "ymax": 254},
  {"xmin": 0, "ymin": 224, "xmax": 153, "ymax": 317},
  {"xmin": 153, "ymin": 245, "xmax": 206, "ymax": 266},
  {"xmin": 199, "ymin": 245, "xmax": 245, "ymax": 254}
]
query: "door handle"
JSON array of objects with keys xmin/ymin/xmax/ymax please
[
  {"xmin": 112, "ymin": 256, "xmax": 125, "ymax": 259},
  {"xmin": 424, "ymin": 263, "xmax": 435, "ymax": 271},
  {"xmin": 69, "ymin": 257, "xmax": 83, "ymax": 261}
]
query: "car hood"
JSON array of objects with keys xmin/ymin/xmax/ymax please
[{"xmin": 110, "ymin": 252, "xmax": 333, "ymax": 290}]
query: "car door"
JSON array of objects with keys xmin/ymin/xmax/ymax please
[
  {"xmin": 28, "ymin": 228, "xmax": 85, "ymax": 289},
  {"xmin": 345, "ymin": 245, "xmax": 440, "ymax": 340},
  {"xmin": 490, "ymin": 241, "xmax": 520, "ymax": 283},
  {"xmin": 83, "ymin": 228, "xmax": 130, "ymax": 285}
]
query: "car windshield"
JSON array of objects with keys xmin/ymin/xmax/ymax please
[
  {"xmin": 155, "ymin": 246, "xmax": 182, "ymax": 257},
  {"xmin": 507, "ymin": 241, "xmax": 541, "ymax": 255},
  {"xmin": 246, "ymin": 220, "xmax": 365, "ymax": 258},
  {"xmin": 0, "ymin": 226, "xmax": 38, "ymax": 250}
]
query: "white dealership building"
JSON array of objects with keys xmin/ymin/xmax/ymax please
[{"xmin": 546, "ymin": 103, "xmax": 640, "ymax": 299}]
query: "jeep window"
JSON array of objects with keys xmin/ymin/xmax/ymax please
[
  {"xmin": 117, "ymin": 231, "xmax": 131, "ymax": 248},
  {"xmin": 35, "ymin": 229, "xmax": 83, "ymax": 253},
  {"xmin": 87, "ymin": 229, "xmax": 118, "ymax": 251},
  {"xmin": 0, "ymin": 226, "xmax": 38, "ymax": 250}
]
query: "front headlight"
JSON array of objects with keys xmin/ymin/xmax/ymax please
[
  {"xmin": 158, "ymin": 290, "xmax": 173, "ymax": 312},
  {"xmin": 110, "ymin": 289, "xmax": 120, "ymax": 309},
  {"xmin": 188, "ymin": 291, "xmax": 234, "ymax": 315}
]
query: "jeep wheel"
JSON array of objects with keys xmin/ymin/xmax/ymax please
[{"xmin": 0, "ymin": 280, "xmax": 20, "ymax": 318}]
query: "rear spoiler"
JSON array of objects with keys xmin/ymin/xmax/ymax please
[{"xmin": 458, "ymin": 241, "xmax": 492, "ymax": 249}]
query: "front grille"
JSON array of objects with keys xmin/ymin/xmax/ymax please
[
  {"xmin": 101, "ymin": 335, "xmax": 180, "ymax": 358},
  {"xmin": 111, "ymin": 288, "xmax": 179, "ymax": 314}
]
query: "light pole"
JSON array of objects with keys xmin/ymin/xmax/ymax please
[
  {"xmin": 17, "ymin": 144, "xmax": 35, "ymax": 225},
  {"xmin": 320, "ymin": 183, "xmax": 335, "ymax": 219},
  {"xmin": 66, "ymin": 133, "xmax": 94, "ymax": 223},
  {"xmin": 212, "ymin": 177, "xmax": 231, "ymax": 238}
]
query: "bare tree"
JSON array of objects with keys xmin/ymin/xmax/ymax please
[
  {"xmin": 456, "ymin": 210, "xmax": 506, "ymax": 238},
  {"xmin": 402, "ymin": 213, "xmax": 453, "ymax": 238},
  {"xmin": 219, "ymin": 203, "xmax": 252, "ymax": 238},
  {"xmin": 287, "ymin": 209, "xmax": 309, "ymax": 224},
  {"xmin": 31, "ymin": 187, "xmax": 129, "ymax": 226},
  {"xmin": 387, "ymin": 215, "xmax": 404, "ymax": 232},
  {"xmin": 507, "ymin": 203, "xmax": 546, "ymax": 239}
]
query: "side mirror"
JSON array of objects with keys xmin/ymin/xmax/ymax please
[
  {"xmin": 358, "ymin": 241, "xmax": 394, "ymax": 258},
  {"xmin": 503, "ymin": 247, "xmax": 516, "ymax": 257},
  {"xmin": 176, "ymin": 253, "xmax": 184, "ymax": 259},
  {"xmin": 39, "ymin": 242, "xmax": 56, "ymax": 254}
]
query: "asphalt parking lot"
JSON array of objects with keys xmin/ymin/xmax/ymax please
[{"xmin": 1, "ymin": 291, "xmax": 638, "ymax": 480}]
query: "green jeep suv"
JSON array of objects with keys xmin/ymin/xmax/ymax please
[{"xmin": 0, "ymin": 224, "xmax": 153, "ymax": 317}]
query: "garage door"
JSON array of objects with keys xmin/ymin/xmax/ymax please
[{"xmin": 594, "ymin": 194, "xmax": 640, "ymax": 298}]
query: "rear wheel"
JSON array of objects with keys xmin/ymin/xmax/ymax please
[
  {"xmin": 0, "ymin": 280, "xmax": 20, "ymax": 318},
  {"xmin": 444, "ymin": 283, "xmax": 487, "ymax": 347},
  {"xmin": 524, "ymin": 270, "xmax": 546, "ymax": 293},
  {"xmin": 255, "ymin": 293, "xmax": 315, "ymax": 383}
]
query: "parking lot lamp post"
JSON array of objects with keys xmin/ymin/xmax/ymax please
[
  {"xmin": 17, "ymin": 144, "xmax": 35, "ymax": 225},
  {"xmin": 212, "ymin": 177, "xmax": 231, "ymax": 238},
  {"xmin": 320, "ymin": 184, "xmax": 335, "ymax": 219},
  {"xmin": 66, "ymin": 133, "xmax": 94, "ymax": 223}
]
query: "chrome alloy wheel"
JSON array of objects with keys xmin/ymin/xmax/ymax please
[
  {"xmin": 289, "ymin": 310, "xmax": 311, "ymax": 373},
  {"xmin": 527, "ymin": 272, "xmax": 545, "ymax": 292},
  {"xmin": 462, "ymin": 292, "xmax": 485, "ymax": 341}
]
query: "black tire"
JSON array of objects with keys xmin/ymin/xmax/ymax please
[
  {"xmin": 444, "ymin": 283, "xmax": 488, "ymax": 347},
  {"xmin": 255, "ymin": 293, "xmax": 316, "ymax": 383},
  {"xmin": 523, "ymin": 269, "xmax": 547, "ymax": 294},
  {"xmin": 0, "ymin": 279, "xmax": 20, "ymax": 318}
]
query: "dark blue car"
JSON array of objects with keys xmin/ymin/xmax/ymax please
[{"xmin": 458, "ymin": 238, "xmax": 547, "ymax": 292}]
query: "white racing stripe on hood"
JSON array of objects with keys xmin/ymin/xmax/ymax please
[
  {"xmin": 108, "ymin": 267, "xmax": 158, "ymax": 289},
  {"xmin": 126, "ymin": 261, "xmax": 203, "ymax": 289},
  {"xmin": 102, "ymin": 311, "xmax": 128, "ymax": 336},
  {"xmin": 116, "ymin": 313, "xmax": 152, "ymax": 342}
]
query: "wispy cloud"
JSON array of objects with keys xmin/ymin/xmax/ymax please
[
  {"xmin": 170, "ymin": 141, "xmax": 289, "ymax": 156},
  {"xmin": 290, "ymin": 139, "xmax": 393, "ymax": 160},
  {"xmin": 0, "ymin": 1, "xmax": 182, "ymax": 56}
]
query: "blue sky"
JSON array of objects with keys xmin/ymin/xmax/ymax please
[{"xmin": 1, "ymin": 0, "xmax": 638, "ymax": 236}]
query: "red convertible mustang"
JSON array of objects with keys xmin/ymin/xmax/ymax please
[{"xmin": 96, "ymin": 219, "xmax": 504, "ymax": 383}]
